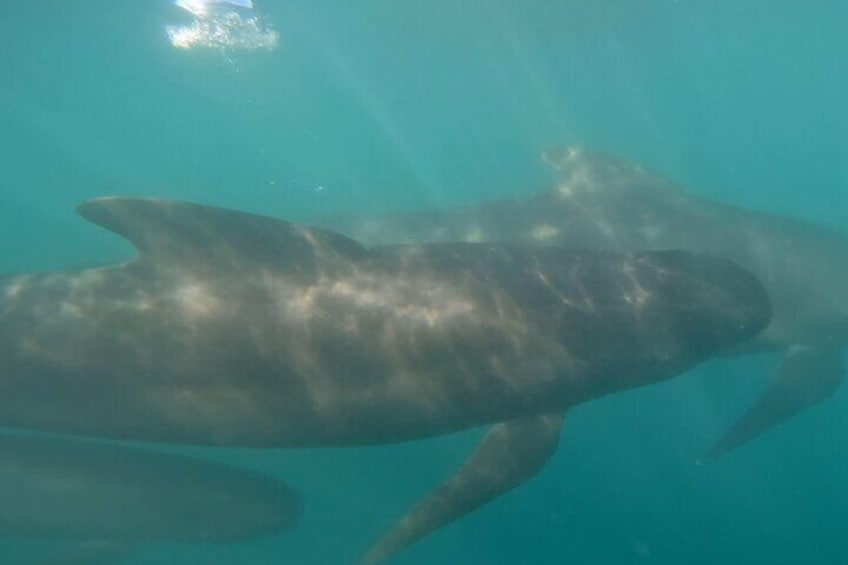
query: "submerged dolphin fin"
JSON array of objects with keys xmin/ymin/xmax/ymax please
[
  {"xmin": 363, "ymin": 413, "xmax": 564, "ymax": 564},
  {"xmin": 77, "ymin": 197, "xmax": 368, "ymax": 269},
  {"xmin": 704, "ymin": 346, "xmax": 844, "ymax": 459},
  {"xmin": 38, "ymin": 540, "xmax": 139, "ymax": 564}
]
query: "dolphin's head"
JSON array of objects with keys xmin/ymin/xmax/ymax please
[{"xmin": 632, "ymin": 250, "xmax": 771, "ymax": 365}]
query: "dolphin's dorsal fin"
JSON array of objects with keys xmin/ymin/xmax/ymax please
[
  {"xmin": 77, "ymin": 197, "xmax": 369, "ymax": 271},
  {"xmin": 541, "ymin": 146, "xmax": 686, "ymax": 198}
]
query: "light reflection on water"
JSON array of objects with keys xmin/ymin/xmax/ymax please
[{"xmin": 166, "ymin": 0, "xmax": 278, "ymax": 51}]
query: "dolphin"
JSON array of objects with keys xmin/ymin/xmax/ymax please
[
  {"xmin": 0, "ymin": 431, "xmax": 301, "ymax": 563},
  {"xmin": 0, "ymin": 197, "xmax": 769, "ymax": 561},
  {"xmin": 316, "ymin": 147, "xmax": 847, "ymax": 461}
]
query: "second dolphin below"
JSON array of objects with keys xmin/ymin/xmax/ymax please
[{"xmin": 0, "ymin": 431, "xmax": 301, "ymax": 563}]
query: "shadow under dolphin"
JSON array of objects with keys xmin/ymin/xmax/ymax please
[
  {"xmin": 316, "ymin": 146, "xmax": 847, "ymax": 461},
  {"xmin": 0, "ymin": 197, "xmax": 769, "ymax": 562}
]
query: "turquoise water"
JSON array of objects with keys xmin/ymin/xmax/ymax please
[{"xmin": 1, "ymin": 1, "xmax": 847, "ymax": 563}]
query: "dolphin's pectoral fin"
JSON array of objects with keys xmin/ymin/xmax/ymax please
[
  {"xmin": 704, "ymin": 345, "xmax": 844, "ymax": 460},
  {"xmin": 38, "ymin": 540, "xmax": 139, "ymax": 564},
  {"xmin": 363, "ymin": 413, "xmax": 565, "ymax": 564}
]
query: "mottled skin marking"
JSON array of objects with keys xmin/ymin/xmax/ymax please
[{"xmin": 0, "ymin": 198, "xmax": 770, "ymax": 561}]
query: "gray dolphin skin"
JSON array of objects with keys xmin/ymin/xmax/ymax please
[
  {"xmin": 0, "ymin": 432, "xmax": 301, "ymax": 563},
  {"xmin": 318, "ymin": 147, "xmax": 848, "ymax": 461},
  {"xmin": 0, "ymin": 197, "xmax": 769, "ymax": 562}
]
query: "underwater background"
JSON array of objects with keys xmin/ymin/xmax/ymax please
[{"xmin": 1, "ymin": 1, "xmax": 847, "ymax": 563}]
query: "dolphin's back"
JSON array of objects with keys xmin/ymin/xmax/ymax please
[{"xmin": 318, "ymin": 148, "xmax": 848, "ymax": 346}]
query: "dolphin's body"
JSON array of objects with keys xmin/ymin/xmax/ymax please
[
  {"xmin": 318, "ymin": 147, "xmax": 848, "ymax": 460},
  {"xmin": 0, "ymin": 432, "xmax": 301, "ymax": 563},
  {"xmin": 0, "ymin": 198, "xmax": 769, "ymax": 561}
]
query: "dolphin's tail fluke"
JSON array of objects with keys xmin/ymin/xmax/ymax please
[{"xmin": 704, "ymin": 345, "xmax": 843, "ymax": 460}]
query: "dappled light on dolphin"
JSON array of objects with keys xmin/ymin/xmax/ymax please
[{"xmin": 0, "ymin": 197, "xmax": 769, "ymax": 560}]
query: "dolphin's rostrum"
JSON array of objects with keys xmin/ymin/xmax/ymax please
[{"xmin": 0, "ymin": 198, "xmax": 770, "ymax": 561}]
